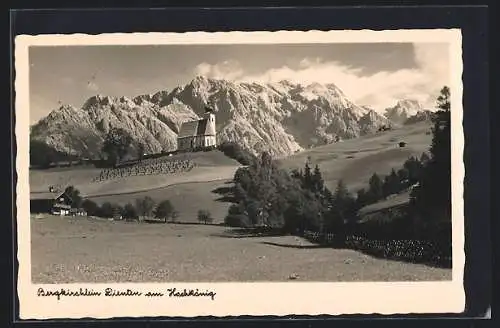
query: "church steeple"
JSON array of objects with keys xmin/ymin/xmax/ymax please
[{"xmin": 203, "ymin": 101, "xmax": 216, "ymax": 137}]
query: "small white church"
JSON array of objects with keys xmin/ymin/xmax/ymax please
[{"xmin": 177, "ymin": 105, "xmax": 217, "ymax": 151}]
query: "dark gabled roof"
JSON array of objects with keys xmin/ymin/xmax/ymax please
[
  {"xmin": 30, "ymin": 192, "xmax": 64, "ymax": 200},
  {"xmin": 30, "ymin": 191, "xmax": 73, "ymax": 203},
  {"xmin": 178, "ymin": 120, "xmax": 199, "ymax": 138},
  {"xmin": 178, "ymin": 118, "xmax": 214, "ymax": 138}
]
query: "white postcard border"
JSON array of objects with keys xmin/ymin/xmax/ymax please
[{"xmin": 15, "ymin": 29, "xmax": 465, "ymax": 319}]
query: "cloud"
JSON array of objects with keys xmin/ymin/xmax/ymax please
[
  {"xmin": 192, "ymin": 43, "xmax": 449, "ymax": 111},
  {"xmin": 194, "ymin": 60, "xmax": 244, "ymax": 81}
]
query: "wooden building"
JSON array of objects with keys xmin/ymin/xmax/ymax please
[{"xmin": 30, "ymin": 191, "xmax": 75, "ymax": 216}]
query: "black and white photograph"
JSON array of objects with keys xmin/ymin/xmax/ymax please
[{"xmin": 15, "ymin": 29, "xmax": 465, "ymax": 318}]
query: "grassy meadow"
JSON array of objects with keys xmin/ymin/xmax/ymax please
[
  {"xmin": 31, "ymin": 214, "xmax": 451, "ymax": 283},
  {"xmin": 278, "ymin": 121, "xmax": 433, "ymax": 192},
  {"xmin": 87, "ymin": 179, "xmax": 234, "ymax": 224},
  {"xmin": 30, "ymin": 150, "xmax": 241, "ymax": 197}
]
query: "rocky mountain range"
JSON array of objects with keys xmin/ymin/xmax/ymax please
[
  {"xmin": 30, "ymin": 76, "xmax": 432, "ymax": 159},
  {"xmin": 383, "ymin": 99, "xmax": 432, "ymax": 125}
]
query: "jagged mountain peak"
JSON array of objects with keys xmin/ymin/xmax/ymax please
[
  {"xmin": 188, "ymin": 75, "xmax": 230, "ymax": 88},
  {"xmin": 41, "ymin": 104, "xmax": 79, "ymax": 120},
  {"xmin": 31, "ymin": 77, "xmax": 429, "ymax": 159},
  {"xmin": 82, "ymin": 94, "xmax": 115, "ymax": 109},
  {"xmin": 396, "ymin": 99, "xmax": 422, "ymax": 109},
  {"xmin": 384, "ymin": 99, "xmax": 425, "ymax": 124}
]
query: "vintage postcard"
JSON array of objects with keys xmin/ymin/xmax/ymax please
[{"xmin": 15, "ymin": 29, "xmax": 465, "ymax": 319}]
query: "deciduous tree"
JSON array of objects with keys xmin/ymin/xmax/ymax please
[{"xmin": 101, "ymin": 128, "xmax": 133, "ymax": 166}]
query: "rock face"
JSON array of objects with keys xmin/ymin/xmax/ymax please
[
  {"xmin": 404, "ymin": 110, "xmax": 436, "ymax": 125},
  {"xmin": 30, "ymin": 77, "xmax": 411, "ymax": 158},
  {"xmin": 383, "ymin": 99, "xmax": 427, "ymax": 125},
  {"xmin": 383, "ymin": 99, "xmax": 436, "ymax": 126}
]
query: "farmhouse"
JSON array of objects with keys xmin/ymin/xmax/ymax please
[
  {"xmin": 30, "ymin": 191, "xmax": 87, "ymax": 216},
  {"xmin": 177, "ymin": 106, "xmax": 216, "ymax": 151},
  {"xmin": 30, "ymin": 191, "xmax": 73, "ymax": 215}
]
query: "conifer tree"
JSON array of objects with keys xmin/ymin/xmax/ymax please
[
  {"xmin": 397, "ymin": 168, "xmax": 410, "ymax": 186},
  {"xmin": 382, "ymin": 175, "xmax": 391, "ymax": 199},
  {"xmin": 356, "ymin": 188, "xmax": 369, "ymax": 209},
  {"xmin": 312, "ymin": 164, "xmax": 325, "ymax": 194},
  {"xmin": 388, "ymin": 169, "xmax": 400, "ymax": 194},
  {"xmin": 412, "ymin": 86, "xmax": 451, "ymax": 222},
  {"xmin": 303, "ymin": 161, "xmax": 312, "ymax": 191},
  {"xmin": 368, "ymin": 173, "xmax": 384, "ymax": 202},
  {"xmin": 420, "ymin": 152, "xmax": 430, "ymax": 165}
]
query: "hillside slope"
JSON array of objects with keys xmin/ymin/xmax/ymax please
[
  {"xmin": 277, "ymin": 121, "xmax": 433, "ymax": 192},
  {"xmin": 87, "ymin": 179, "xmax": 234, "ymax": 224},
  {"xmin": 29, "ymin": 150, "xmax": 241, "ymax": 197}
]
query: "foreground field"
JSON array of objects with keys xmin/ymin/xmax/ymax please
[
  {"xmin": 278, "ymin": 121, "xmax": 433, "ymax": 191},
  {"xmin": 31, "ymin": 215, "xmax": 451, "ymax": 283}
]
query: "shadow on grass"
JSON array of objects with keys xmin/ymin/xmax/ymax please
[
  {"xmin": 261, "ymin": 236, "xmax": 452, "ymax": 268},
  {"xmin": 210, "ymin": 227, "xmax": 287, "ymax": 239},
  {"xmin": 142, "ymin": 220, "xmax": 224, "ymax": 227},
  {"xmin": 259, "ymin": 241, "xmax": 332, "ymax": 249}
]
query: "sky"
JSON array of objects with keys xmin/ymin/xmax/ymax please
[{"xmin": 29, "ymin": 43, "xmax": 449, "ymax": 124}]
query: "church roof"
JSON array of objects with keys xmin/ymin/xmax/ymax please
[
  {"xmin": 178, "ymin": 120, "xmax": 199, "ymax": 138},
  {"xmin": 178, "ymin": 118, "xmax": 215, "ymax": 138}
]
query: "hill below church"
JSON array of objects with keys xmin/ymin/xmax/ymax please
[{"xmin": 29, "ymin": 76, "xmax": 431, "ymax": 162}]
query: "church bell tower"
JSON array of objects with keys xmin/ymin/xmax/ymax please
[{"xmin": 204, "ymin": 104, "xmax": 216, "ymax": 137}]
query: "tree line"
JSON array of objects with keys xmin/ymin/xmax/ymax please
[
  {"xmin": 63, "ymin": 186, "xmax": 178, "ymax": 222},
  {"xmin": 63, "ymin": 185, "xmax": 216, "ymax": 224}
]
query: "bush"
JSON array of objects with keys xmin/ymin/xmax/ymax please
[
  {"xmin": 123, "ymin": 202, "xmax": 138, "ymax": 220},
  {"xmin": 99, "ymin": 202, "xmax": 114, "ymax": 218},
  {"xmin": 135, "ymin": 196, "xmax": 156, "ymax": 221},
  {"xmin": 356, "ymin": 208, "xmax": 413, "ymax": 239},
  {"xmin": 154, "ymin": 200, "xmax": 175, "ymax": 222},
  {"xmin": 218, "ymin": 142, "xmax": 256, "ymax": 165},
  {"xmin": 64, "ymin": 186, "xmax": 83, "ymax": 208},
  {"xmin": 203, "ymin": 145, "xmax": 217, "ymax": 152},
  {"xmin": 30, "ymin": 139, "xmax": 78, "ymax": 168},
  {"xmin": 343, "ymin": 236, "xmax": 446, "ymax": 265},
  {"xmin": 81, "ymin": 199, "xmax": 99, "ymax": 216},
  {"xmin": 197, "ymin": 209, "xmax": 213, "ymax": 224},
  {"xmin": 224, "ymin": 214, "xmax": 251, "ymax": 227}
]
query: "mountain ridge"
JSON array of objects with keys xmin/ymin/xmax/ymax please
[{"xmin": 30, "ymin": 77, "xmax": 433, "ymax": 160}]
